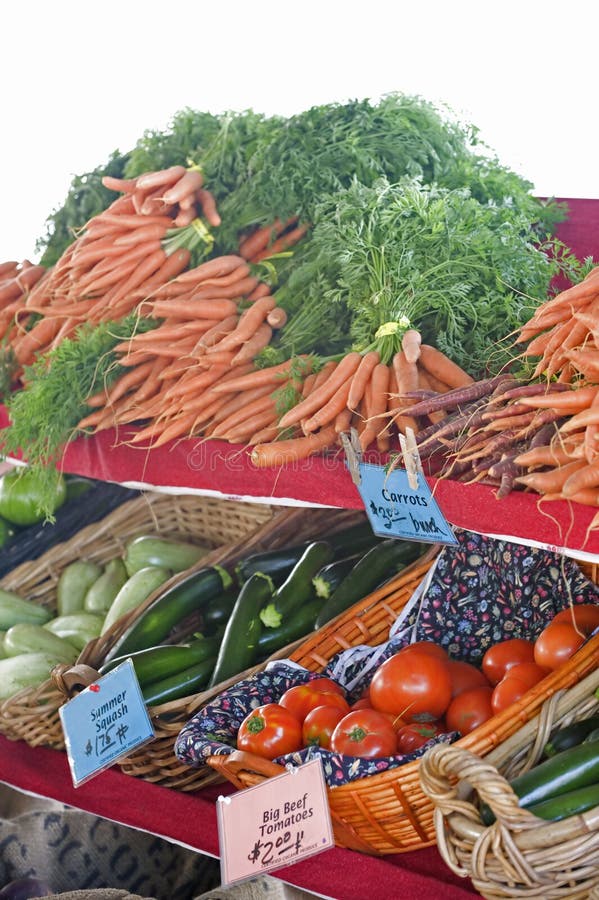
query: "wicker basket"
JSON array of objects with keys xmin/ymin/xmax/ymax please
[
  {"xmin": 28, "ymin": 503, "xmax": 364, "ymax": 791},
  {"xmin": 207, "ymin": 557, "xmax": 599, "ymax": 857},
  {"xmin": 106, "ymin": 504, "xmax": 363, "ymax": 791},
  {"xmin": 0, "ymin": 491, "xmax": 275, "ymax": 749},
  {"xmin": 419, "ymin": 665, "xmax": 599, "ymax": 899}
]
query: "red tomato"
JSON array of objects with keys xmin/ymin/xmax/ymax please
[
  {"xmin": 445, "ymin": 686, "xmax": 494, "ymax": 735},
  {"xmin": 502, "ymin": 661, "xmax": 550, "ymax": 688},
  {"xmin": 491, "ymin": 677, "xmax": 530, "ymax": 715},
  {"xmin": 552, "ymin": 604, "xmax": 599, "ymax": 634},
  {"xmin": 330, "ymin": 709, "xmax": 398, "ymax": 758},
  {"xmin": 399, "ymin": 641, "xmax": 448, "ymax": 661},
  {"xmin": 302, "ymin": 705, "xmax": 347, "ymax": 749},
  {"xmin": 369, "ymin": 650, "xmax": 452, "ymax": 722},
  {"xmin": 534, "ymin": 622, "xmax": 585, "ymax": 671},
  {"xmin": 490, "ymin": 660, "xmax": 550, "ymax": 716},
  {"xmin": 350, "ymin": 697, "xmax": 373, "ymax": 711},
  {"xmin": 237, "ymin": 703, "xmax": 303, "ymax": 760},
  {"xmin": 304, "ymin": 677, "xmax": 346, "ymax": 696},
  {"xmin": 279, "ymin": 684, "xmax": 350, "ymax": 723},
  {"xmin": 396, "ymin": 722, "xmax": 444, "ymax": 753},
  {"xmin": 482, "ymin": 638, "xmax": 536, "ymax": 685},
  {"xmin": 446, "ymin": 659, "xmax": 491, "ymax": 698}
]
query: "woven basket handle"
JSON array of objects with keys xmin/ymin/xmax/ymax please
[
  {"xmin": 51, "ymin": 663, "xmax": 101, "ymax": 699},
  {"xmin": 419, "ymin": 743, "xmax": 537, "ymax": 831},
  {"xmin": 207, "ymin": 750, "xmax": 286, "ymax": 790}
]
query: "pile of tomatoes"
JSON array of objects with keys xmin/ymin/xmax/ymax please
[{"xmin": 235, "ymin": 604, "xmax": 599, "ymax": 761}]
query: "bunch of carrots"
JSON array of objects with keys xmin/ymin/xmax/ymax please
[
  {"xmin": 0, "ymin": 260, "xmax": 47, "ymax": 347},
  {"xmin": 7, "ymin": 165, "xmax": 223, "ymax": 377},
  {"xmin": 384, "ymin": 268, "xmax": 599, "ymax": 510}
]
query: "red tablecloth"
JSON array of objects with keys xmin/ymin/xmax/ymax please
[{"xmin": 0, "ymin": 735, "xmax": 480, "ymax": 899}]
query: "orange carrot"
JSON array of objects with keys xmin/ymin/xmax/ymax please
[
  {"xmin": 238, "ymin": 219, "xmax": 291, "ymax": 260},
  {"xmin": 12, "ymin": 317, "xmax": 64, "ymax": 366},
  {"xmin": 418, "ymin": 344, "xmax": 474, "ymax": 389},
  {"xmin": 359, "ymin": 363, "xmax": 391, "ymax": 452},
  {"xmin": 334, "ymin": 406, "xmax": 353, "ymax": 434},
  {"xmin": 302, "ymin": 375, "xmax": 353, "ymax": 434},
  {"xmin": 148, "ymin": 297, "xmax": 238, "ymax": 321},
  {"xmin": 513, "ymin": 443, "xmax": 581, "ymax": 468},
  {"xmin": 135, "ymin": 165, "xmax": 187, "ymax": 191},
  {"xmin": 113, "ymin": 223, "xmax": 170, "ymax": 247},
  {"xmin": 347, "ymin": 351, "xmax": 380, "ymax": 411},
  {"xmin": 523, "ymin": 386, "xmax": 599, "ymax": 415},
  {"xmin": 277, "ymin": 353, "xmax": 362, "ymax": 430},
  {"xmin": 247, "ymin": 283, "xmax": 272, "ymax": 303},
  {"xmin": 189, "ymin": 276, "xmax": 260, "ymax": 301},
  {"xmin": 392, "ymin": 350, "xmax": 419, "ymax": 398},
  {"xmin": 231, "ymin": 322, "xmax": 273, "ymax": 365},
  {"xmin": 515, "ymin": 458, "xmax": 588, "ymax": 494},
  {"xmin": 174, "ymin": 255, "xmax": 246, "ymax": 285},
  {"xmin": 209, "ymin": 296, "xmax": 276, "ymax": 353},
  {"xmin": 211, "ymin": 357, "xmax": 312, "ymax": 394},
  {"xmin": 250, "ymin": 426, "xmax": 338, "ymax": 467},
  {"xmin": 562, "ymin": 459, "xmax": 599, "ymax": 498},
  {"xmin": 252, "ymin": 223, "xmax": 309, "ymax": 262},
  {"xmin": 211, "ymin": 393, "xmax": 277, "ymax": 439},
  {"xmin": 99, "ymin": 247, "xmax": 169, "ymax": 310},
  {"xmin": 249, "ymin": 425, "xmax": 283, "ymax": 444},
  {"xmin": 266, "ymin": 307, "xmax": 288, "ymax": 330},
  {"xmin": 401, "ymin": 329, "xmax": 422, "ymax": 365},
  {"xmin": 224, "ymin": 408, "xmax": 279, "ymax": 444},
  {"xmin": 161, "ymin": 169, "xmax": 204, "ymax": 205},
  {"xmin": 128, "ymin": 247, "xmax": 191, "ymax": 302},
  {"xmin": 196, "ymin": 188, "xmax": 222, "ymax": 228},
  {"xmin": 204, "ymin": 383, "xmax": 276, "ymax": 429},
  {"xmin": 196, "ymin": 262, "xmax": 251, "ymax": 290},
  {"xmin": 195, "ymin": 315, "xmax": 239, "ymax": 352}
]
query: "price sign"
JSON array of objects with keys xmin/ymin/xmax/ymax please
[
  {"xmin": 59, "ymin": 659, "xmax": 154, "ymax": 787},
  {"xmin": 357, "ymin": 461, "xmax": 458, "ymax": 545},
  {"xmin": 217, "ymin": 758, "xmax": 334, "ymax": 886}
]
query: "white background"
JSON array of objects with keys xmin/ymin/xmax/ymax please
[{"xmin": 2, "ymin": 0, "xmax": 598, "ymax": 262}]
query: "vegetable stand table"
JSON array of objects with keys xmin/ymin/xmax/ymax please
[
  {"xmin": 2, "ymin": 199, "xmax": 598, "ymax": 560},
  {"xmin": 0, "ymin": 734, "xmax": 480, "ymax": 899}
]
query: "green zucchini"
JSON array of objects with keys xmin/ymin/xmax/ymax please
[
  {"xmin": 235, "ymin": 543, "xmax": 313, "ymax": 587},
  {"xmin": 0, "ymin": 589, "xmax": 52, "ymax": 629},
  {"xmin": 584, "ymin": 728, "xmax": 599, "ymax": 744},
  {"xmin": 526, "ymin": 783, "xmax": 599, "ymax": 822},
  {"xmin": 201, "ymin": 588, "xmax": 238, "ymax": 635},
  {"xmin": 123, "ymin": 535, "xmax": 208, "ymax": 577},
  {"xmin": 103, "ymin": 565, "xmax": 232, "ymax": 662},
  {"xmin": 99, "ymin": 634, "xmax": 223, "ymax": 686},
  {"xmin": 0, "ymin": 632, "xmax": 6, "ymax": 659},
  {"xmin": 208, "ymin": 572, "xmax": 273, "ymax": 688},
  {"xmin": 142, "ymin": 656, "xmax": 218, "ymax": 706},
  {"xmin": 234, "ymin": 522, "xmax": 379, "ymax": 588},
  {"xmin": 327, "ymin": 521, "xmax": 381, "ymax": 557},
  {"xmin": 44, "ymin": 612, "xmax": 104, "ymax": 651},
  {"xmin": 314, "ymin": 539, "xmax": 422, "ymax": 629},
  {"xmin": 57, "ymin": 559, "xmax": 103, "ymax": 616},
  {"xmin": 260, "ymin": 541, "xmax": 333, "ymax": 628},
  {"xmin": 101, "ymin": 565, "xmax": 172, "ymax": 635},
  {"xmin": 257, "ymin": 596, "xmax": 323, "ymax": 657},
  {"xmin": 544, "ymin": 715, "xmax": 599, "ymax": 757},
  {"xmin": 312, "ymin": 554, "xmax": 362, "ymax": 600},
  {"xmin": 83, "ymin": 558, "xmax": 128, "ymax": 615},
  {"xmin": 3, "ymin": 623, "xmax": 78, "ymax": 663},
  {"xmin": 481, "ymin": 739, "xmax": 599, "ymax": 825}
]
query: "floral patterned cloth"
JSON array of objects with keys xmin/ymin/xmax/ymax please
[
  {"xmin": 174, "ymin": 530, "xmax": 599, "ymax": 787},
  {"xmin": 174, "ymin": 662, "xmax": 457, "ymax": 787}
]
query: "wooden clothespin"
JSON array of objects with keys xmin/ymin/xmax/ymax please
[
  {"xmin": 340, "ymin": 428, "xmax": 363, "ymax": 486},
  {"xmin": 398, "ymin": 426, "xmax": 424, "ymax": 491}
]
